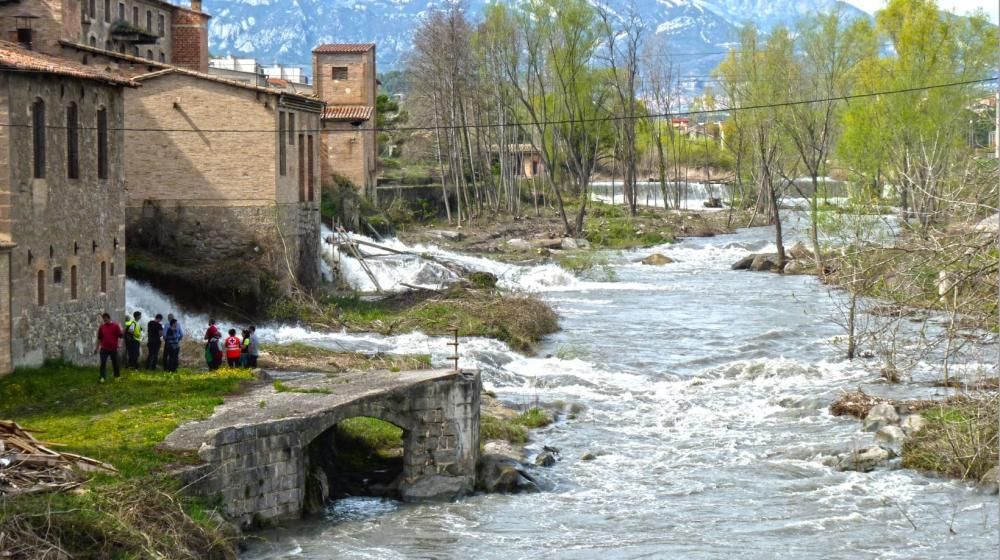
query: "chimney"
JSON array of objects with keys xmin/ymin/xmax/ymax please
[
  {"xmin": 191, "ymin": 0, "xmax": 202, "ymax": 12},
  {"xmin": 172, "ymin": 3, "xmax": 210, "ymax": 73}
]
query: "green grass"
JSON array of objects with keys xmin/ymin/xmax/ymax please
[
  {"xmin": 0, "ymin": 362, "xmax": 254, "ymax": 558},
  {"xmin": 902, "ymin": 398, "xmax": 998, "ymax": 481},
  {"xmin": 338, "ymin": 417, "xmax": 404, "ymax": 450},
  {"xmin": 272, "ymin": 379, "xmax": 333, "ymax": 395},
  {"xmin": 480, "ymin": 408, "xmax": 554, "ymax": 445},
  {"xmin": 333, "ymin": 417, "xmax": 404, "ymax": 472}
]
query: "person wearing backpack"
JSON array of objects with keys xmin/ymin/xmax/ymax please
[
  {"xmin": 123, "ymin": 311, "xmax": 143, "ymax": 369},
  {"xmin": 164, "ymin": 317, "xmax": 183, "ymax": 372},
  {"xmin": 224, "ymin": 329, "xmax": 242, "ymax": 368}
]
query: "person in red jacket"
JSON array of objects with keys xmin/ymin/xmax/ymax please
[
  {"xmin": 94, "ymin": 313, "xmax": 123, "ymax": 382},
  {"xmin": 204, "ymin": 319, "xmax": 223, "ymax": 371},
  {"xmin": 224, "ymin": 329, "xmax": 242, "ymax": 368}
]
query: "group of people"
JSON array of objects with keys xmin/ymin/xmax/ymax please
[{"xmin": 94, "ymin": 311, "xmax": 260, "ymax": 382}]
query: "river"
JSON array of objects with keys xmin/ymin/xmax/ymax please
[{"xmin": 127, "ymin": 211, "xmax": 998, "ymax": 559}]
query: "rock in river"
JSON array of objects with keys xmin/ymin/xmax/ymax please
[
  {"xmin": 477, "ymin": 454, "xmax": 539, "ymax": 494},
  {"xmin": 641, "ymin": 253, "xmax": 674, "ymax": 266},
  {"xmin": 837, "ymin": 446, "xmax": 892, "ymax": 472},
  {"xmin": 874, "ymin": 425, "xmax": 908, "ymax": 454},
  {"xmin": 535, "ymin": 451, "xmax": 558, "ymax": 467},
  {"xmin": 900, "ymin": 414, "xmax": 927, "ymax": 436},
  {"xmin": 732, "ymin": 255, "xmax": 756, "ymax": 270},
  {"xmin": 863, "ymin": 403, "xmax": 900, "ymax": 432},
  {"xmin": 505, "ymin": 238, "xmax": 532, "ymax": 251}
]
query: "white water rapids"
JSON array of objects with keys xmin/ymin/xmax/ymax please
[{"xmin": 125, "ymin": 211, "xmax": 998, "ymax": 559}]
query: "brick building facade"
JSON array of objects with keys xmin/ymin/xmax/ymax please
[
  {"xmin": 123, "ymin": 67, "xmax": 324, "ymax": 294},
  {"xmin": 0, "ymin": 42, "xmax": 134, "ymax": 373},
  {"xmin": 0, "ymin": 0, "xmax": 209, "ymax": 72},
  {"xmin": 312, "ymin": 44, "xmax": 377, "ymax": 196}
]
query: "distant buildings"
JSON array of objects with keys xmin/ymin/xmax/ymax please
[{"xmin": 0, "ymin": 41, "xmax": 136, "ymax": 371}]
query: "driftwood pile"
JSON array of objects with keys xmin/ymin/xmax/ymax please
[{"xmin": 0, "ymin": 420, "xmax": 116, "ymax": 496}]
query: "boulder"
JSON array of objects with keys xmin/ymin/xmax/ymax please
[
  {"xmin": 483, "ymin": 441, "xmax": 524, "ymax": 462},
  {"xmin": 401, "ymin": 474, "xmax": 474, "ymax": 502},
  {"xmin": 783, "ymin": 260, "xmax": 806, "ymax": 275},
  {"xmin": 505, "ymin": 238, "xmax": 532, "ymax": 251},
  {"xmin": 750, "ymin": 254, "xmax": 780, "ymax": 272},
  {"xmin": 535, "ymin": 451, "xmax": 558, "ymax": 467},
  {"xmin": 704, "ymin": 197, "xmax": 723, "ymax": 208},
  {"xmin": 732, "ymin": 255, "xmax": 756, "ymax": 270},
  {"xmin": 900, "ymin": 414, "xmax": 927, "ymax": 436},
  {"xmin": 863, "ymin": 403, "xmax": 900, "ymax": 432},
  {"xmin": 575, "ymin": 238, "xmax": 591, "ymax": 249},
  {"xmin": 979, "ymin": 466, "xmax": 999, "ymax": 495},
  {"xmin": 874, "ymin": 425, "xmax": 908, "ymax": 454},
  {"xmin": 433, "ymin": 230, "xmax": 465, "ymax": 242},
  {"xmin": 476, "ymin": 454, "xmax": 540, "ymax": 494},
  {"xmin": 641, "ymin": 253, "xmax": 674, "ymax": 266},
  {"xmin": 532, "ymin": 237, "xmax": 564, "ymax": 250},
  {"xmin": 560, "ymin": 238, "xmax": 579, "ymax": 250},
  {"xmin": 974, "ymin": 213, "xmax": 999, "ymax": 232},
  {"xmin": 788, "ymin": 242, "xmax": 813, "ymax": 261},
  {"xmin": 837, "ymin": 446, "xmax": 892, "ymax": 472},
  {"xmin": 580, "ymin": 452, "xmax": 597, "ymax": 461}
]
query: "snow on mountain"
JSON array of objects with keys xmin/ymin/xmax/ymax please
[{"xmin": 200, "ymin": 0, "xmax": 868, "ymax": 78}]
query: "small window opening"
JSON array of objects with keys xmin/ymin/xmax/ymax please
[
  {"xmin": 53, "ymin": 266, "xmax": 62, "ymax": 284},
  {"xmin": 32, "ymin": 98, "xmax": 45, "ymax": 179},
  {"xmin": 331, "ymin": 67, "xmax": 348, "ymax": 80},
  {"xmin": 70, "ymin": 265, "xmax": 78, "ymax": 300},
  {"xmin": 100, "ymin": 261, "xmax": 107, "ymax": 293},
  {"xmin": 36, "ymin": 270, "xmax": 45, "ymax": 305}
]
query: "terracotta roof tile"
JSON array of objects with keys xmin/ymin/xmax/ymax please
[
  {"xmin": 322, "ymin": 105, "xmax": 373, "ymax": 121},
  {"xmin": 266, "ymin": 77, "xmax": 290, "ymax": 87},
  {"xmin": 0, "ymin": 41, "xmax": 138, "ymax": 86},
  {"xmin": 312, "ymin": 43, "xmax": 375, "ymax": 54}
]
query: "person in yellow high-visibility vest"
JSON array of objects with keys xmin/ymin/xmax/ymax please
[{"xmin": 123, "ymin": 311, "xmax": 143, "ymax": 369}]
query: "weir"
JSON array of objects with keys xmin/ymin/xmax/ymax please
[{"xmin": 161, "ymin": 368, "xmax": 480, "ymax": 528}]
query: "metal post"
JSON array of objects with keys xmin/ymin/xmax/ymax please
[{"xmin": 447, "ymin": 328, "xmax": 459, "ymax": 372}]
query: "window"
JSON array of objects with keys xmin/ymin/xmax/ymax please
[
  {"xmin": 66, "ymin": 103, "xmax": 79, "ymax": 179},
  {"xmin": 133, "ymin": 46, "xmax": 139, "ymax": 57},
  {"xmin": 70, "ymin": 265, "xmax": 78, "ymax": 300},
  {"xmin": 157, "ymin": 13, "xmax": 164, "ymax": 36},
  {"xmin": 132, "ymin": 6, "xmax": 138, "ymax": 25},
  {"xmin": 105, "ymin": 40, "xmax": 112, "ymax": 51},
  {"xmin": 16, "ymin": 27, "xmax": 32, "ymax": 46},
  {"xmin": 105, "ymin": 0, "xmax": 111, "ymax": 22},
  {"xmin": 36, "ymin": 270, "xmax": 45, "ymax": 306},
  {"xmin": 331, "ymin": 67, "xmax": 348, "ymax": 80},
  {"xmin": 32, "ymin": 99, "xmax": 45, "ymax": 179},
  {"xmin": 146, "ymin": 10, "xmax": 152, "ymax": 30},
  {"xmin": 278, "ymin": 111, "xmax": 287, "ymax": 176},
  {"xmin": 146, "ymin": 49, "xmax": 153, "ymax": 59},
  {"xmin": 89, "ymin": 36, "xmax": 96, "ymax": 48},
  {"xmin": 289, "ymin": 113, "xmax": 295, "ymax": 144},
  {"xmin": 159, "ymin": 52, "xmax": 165, "ymax": 63},
  {"xmin": 88, "ymin": 0, "xmax": 96, "ymax": 18},
  {"xmin": 118, "ymin": 2, "xmax": 125, "ymax": 20},
  {"xmin": 110, "ymin": 261, "xmax": 114, "ymax": 277},
  {"xmin": 298, "ymin": 134, "xmax": 305, "ymax": 201},
  {"xmin": 307, "ymin": 134, "xmax": 314, "ymax": 201},
  {"xmin": 118, "ymin": 43, "xmax": 125, "ymax": 54},
  {"xmin": 97, "ymin": 108, "xmax": 108, "ymax": 179},
  {"xmin": 100, "ymin": 261, "xmax": 107, "ymax": 293},
  {"xmin": 53, "ymin": 266, "xmax": 62, "ymax": 284}
]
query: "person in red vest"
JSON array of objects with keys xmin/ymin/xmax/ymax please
[
  {"xmin": 224, "ymin": 329, "xmax": 242, "ymax": 368},
  {"xmin": 94, "ymin": 313, "xmax": 123, "ymax": 383}
]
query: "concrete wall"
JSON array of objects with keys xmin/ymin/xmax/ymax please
[
  {"xmin": 180, "ymin": 371, "xmax": 481, "ymax": 527},
  {"xmin": 0, "ymin": 72, "xmax": 127, "ymax": 371},
  {"xmin": 124, "ymin": 72, "xmax": 321, "ymax": 290},
  {"xmin": 312, "ymin": 50, "xmax": 375, "ymax": 107}
]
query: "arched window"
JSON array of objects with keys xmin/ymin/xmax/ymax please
[
  {"xmin": 31, "ymin": 99, "xmax": 45, "ymax": 179},
  {"xmin": 159, "ymin": 52, "xmax": 165, "ymax": 63},
  {"xmin": 89, "ymin": 36, "xmax": 96, "ymax": 48},
  {"xmin": 70, "ymin": 265, "xmax": 78, "ymax": 300},
  {"xmin": 146, "ymin": 49, "xmax": 153, "ymax": 60},
  {"xmin": 36, "ymin": 270, "xmax": 45, "ymax": 306},
  {"xmin": 66, "ymin": 102, "xmax": 79, "ymax": 179},
  {"xmin": 97, "ymin": 108, "xmax": 108, "ymax": 179},
  {"xmin": 100, "ymin": 261, "xmax": 107, "ymax": 293}
]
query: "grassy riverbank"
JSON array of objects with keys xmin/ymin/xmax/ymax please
[{"xmin": 0, "ymin": 363, "xmax": 256, "ymax": 559}]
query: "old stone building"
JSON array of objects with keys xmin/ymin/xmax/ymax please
[
  {"xmin": 0, "ymin": 0, "xmax": 209, "ymax": 73},
  {"xmin": 0, "ymin": 41, "xmax": 134, "ymax": 374},
  {"xmin": 123, "ymin": 66, "xmax": 324, "ymax": 296},
  {"xmin": 312, "ymin": 43, "xmax": 377, "ymax": 196}
]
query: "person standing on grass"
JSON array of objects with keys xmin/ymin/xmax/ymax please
[
  {"xmin": 240, "ymin": 328, "xmax": 251, "ymax": 367},
  {"xmin": 204, "ymin": 319, "xmax": 223, "ymax": 370},
  {"xmin": 164, "ymin": 313, "xmax": 183, "ymax": 368},
  {"xmin": 164, "ymin": 317, "xmax": 183, "ymax": 372},
  {"xmin": 224, "ymin": 329, "xmax": 242, "ymax": 368},
  {"xmin": 247, "ymin": 325, "xmax": 260, "ymax": 368},
  {"xmin": 146, "ymin": 314, "xmax": 164, "ymax": 370},
  {"xmin": 123, "ymin": 311, "xmax": 143, "ymax": 369},
  {"xmin": 94, "ymin": 313, "xmax": 123, "ymax": 382}
]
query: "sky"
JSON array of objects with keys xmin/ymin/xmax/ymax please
[{"xmin": 849, "ymin": 0, "xmax": 999, "ymax": 22}]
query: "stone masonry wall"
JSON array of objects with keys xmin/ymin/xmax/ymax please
[
  {"xmin": 181, "ymin": 370, "xmax": 480, "ymax": 527},
  {"xmin": 2, "ymin": 72, "xmax": 126, "ymax": 370}
]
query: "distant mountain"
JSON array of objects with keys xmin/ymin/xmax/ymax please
[{"xmin": 202, "ymin": 0, "xmax": 868, "ymax": 79}]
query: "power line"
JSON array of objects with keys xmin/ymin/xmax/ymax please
[{"xmin": 16, "ymin": 76, "xmax": 997, "ymax": 135}]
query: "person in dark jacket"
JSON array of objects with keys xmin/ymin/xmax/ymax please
[
  {"xmin": 164, "ymin": 318, "xmax": 183, "ymax": 372},
  {"xmin": 123, "ymin": 311, "xmax": 143, "ymax": 369},
  {"xmin": 204, "ymin": 319, "xmax": 223, "ymax": 371},
  {"xmin": 146, "ymin": 314, "xmax": 164, "ymax": 370}
]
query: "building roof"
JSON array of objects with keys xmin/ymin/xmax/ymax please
[
  {"xmin": 312, "ymin": 43, "xmax": 375, "ymax": 54},
  {"xmin": 134, "ymin": 66, "xmax": 322, "ymax": 108},
  {"xmin": 0, "ymin": 41, "xmax": 138, "ymax": 86},
  {"xmin": 322, "ymin": 105, "xmax": 373, "ymax": 121},
  {"xmin": 60, "ymin": 40, "xmax": 172, "ymax": 70},
  {"xmin": 267, "ymin": 77, "xmax": 289, "ymax": 88}
]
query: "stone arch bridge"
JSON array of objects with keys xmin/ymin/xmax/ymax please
[{"xmin": 161, "ymin": 368, "xmax": 480, "ymax": 527}]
